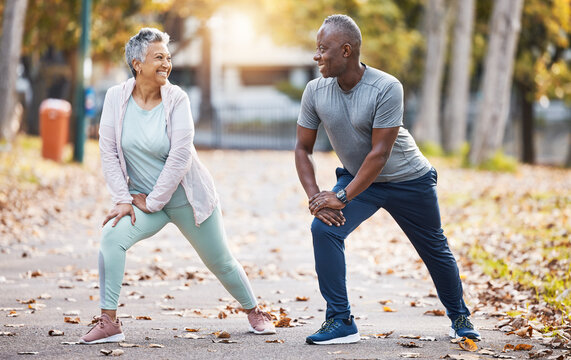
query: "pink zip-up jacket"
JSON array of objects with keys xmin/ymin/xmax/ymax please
[{"xmin": 99, "ymin": 77, "xmax": 219, "ymax": 226}]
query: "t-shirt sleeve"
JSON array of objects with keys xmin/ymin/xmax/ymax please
[
  {"xmin": 373, "ymin": 82, "xmax": 404, "ymax": 128},
  {"xmin": 297, "ymin": 81, "xmax": 321, "ymax": 130}
]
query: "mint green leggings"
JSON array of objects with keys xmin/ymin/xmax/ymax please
[{"xmin": 98, "ymin": 205, "xmax": 257, "ymax": 310}]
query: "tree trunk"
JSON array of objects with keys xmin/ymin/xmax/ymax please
[
  {"xmin": 518, "ymin": 85, "xmax": 535, "ymax": 164},
  {"xmin": 0, "ymin": 0, "xmax": 29, "ymax": 142},
  {"xmin": 442, "ymin": 0, "xmax": 474, "ymax": 154},
  {"xmin": 414, "ymin": 0, "xmax": 450, "ymax": 145},
  {"xmin": 198, "ymin": 21, "xmax": 214, "ymax": 128},
  {"xmin": 468, "ymin": 0, "xmax": 524, "ymax": 165}
]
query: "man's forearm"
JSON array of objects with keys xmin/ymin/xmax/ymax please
[
  {"xmin": 344, "ymin": 151, "xmax": 389, "ymax": 201},
  {"xmin": 295, "ymin": 150, "xmax": 320, "ymax": 198}
]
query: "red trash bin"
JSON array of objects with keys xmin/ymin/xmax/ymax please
[{"xmin": 39, "ymin": 99, "xmax": 72, "ymax": 162}]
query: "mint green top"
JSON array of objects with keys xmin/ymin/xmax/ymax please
[{"xmin": 121, "ymin": 96, "xmax": 188, "ymax": 209}]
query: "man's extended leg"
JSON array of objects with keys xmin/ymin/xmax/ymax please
[{"xmin": 382, "ymin": 168, "xmax": 480, "ymax": 340}]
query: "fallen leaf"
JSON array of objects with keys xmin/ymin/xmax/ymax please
[
  {"xmin": 503, "ymin": 344, "xmax": 515, "ymax": 352},
  {"xmin": 185, "ymin": 328, "xmax": 200, "ymax": 332},
  {"xmin": 63, "ymin": 317, "xmax": 80, "ymax": 324},
  {"xmin": 378, "ymin": 299, "xmax": 392, "ymax": 305},
  {"xmin": 4, "ymin": 324, "xmax": 24, "ymax": 327},
  {"xmin": 148, "ymin": 344, "xmax": 164, "ymax": 348},
  {"xmin": 399, "ymin": 353, "xmax": 420, "ymax": 358},
  {"xmin": 100, "ymin": 349, "xmax": 124, "ymax": 356},
  {"xmin": 135, "ymin": 316, "xmax": 152, "ymax": 320},
  {"xmin": 217, "ymin": 311, "xmax": 227, "ymax": 319},
  {"xmin": 265, "ymin": 339, "xmax": 284, "ymax": 343},
  {"xmin": 478, "ymin": 348, "xmax": 496, "ymax": 355},
  {"xmin": 0, "ymin": 331, "xmax": 16, "ymax": 336},
  {"xmin": 118, "ymin": 343, "xmax": 140, "ymax": 348},
  {"xmin": 507, "ymin": 326, "xmax": 533, "ymax": 338},
  {"xmin": 17, "ymin": 352, "xmax": 39, "ymax": 355},
  {"xmin": 48, "ymin": 329, "xmax": 64, "ymax": 336},
  {"xmin": 514, "ymin": 343, "xmax": 533, "ymax": 351},
  {"xmin": 398, "ymin": 341, "xmax": 422, "ymax": 348},
  {"xmin": 216, "ymin": 331, "xmax": 231, "ymax": 339},
  {"xmin": 295, "ymin": 296, "xmax": 309, "ymax": 301},
  {"xmin": 61, "ymin": 341, "xmax": 79, "ymax": 345},
  {"xmin": 178, "ymin": 333, "xmax": 205, "ymax": 339},
  {"xmin": 528, "ymin": 349, "xmax": 553, "ymax": 358},
  {"xmin": 423, "ymin": 309, "xmax": 445, "ymax": 316},
  {"xmin": 373, "ymin": 331, "xmax": 394, "ymax": 338},
  {"xmin": 442, "ymin": 354, "xmax": 481, "ymax": 360},
  {"xmin": 212, "ymin": 339, "xmax": 237, "ymax": 344},
  {"xmin": 419, "ymin": 336, "xmax": 436, "ymax": 341},
  {"xmin": 400, "ymin": 334, "xmax": 421, "ymax": 339},
  {"xmin": 458, "ymin": 338, "xmax": 478, "ymax": 352},
  {"xmin": 17, "ymin": 299, "xmax": 35, "ymax": 304},
  {"xmin": 275, "ymin": 317, "xmax": 292, "ymax": 328}
]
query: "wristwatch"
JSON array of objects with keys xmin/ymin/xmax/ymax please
[{"xmin": 336, "ymin": 188, "xmax": 349, "ymax": 204}]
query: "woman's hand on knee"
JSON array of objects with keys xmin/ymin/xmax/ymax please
[{"xmin": 103, "ymin": 203, "xmax": 136, "ymax": 227}]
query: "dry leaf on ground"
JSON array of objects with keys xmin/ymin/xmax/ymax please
[
  {"xmin": 398, "ymin": 341, "xmax": 422, "ymax": 348},
  {"xmin": 399, "ymin": 353, "xmax": 420, "ymax": 358},
  {"xmin": 373, "ymin": 331, "xmax": 394, "ymax": 338},
  {"xmin": 48, "ymin": 329, "xmax": 64, "ymax": 336},
  {"xmin": 458, "ymin": 338, "xmax": 478, "ymax": 352},
  {"xmin": 63, "ymin": 317, "xmax": 80, "ymax": 324},
  {"xmin": 275, "ymin": 317, "xmax": 292, "ymax": 328},
  {"xmin": 423, "ymin": 309, "xmax": 445, "ymax": 316}
]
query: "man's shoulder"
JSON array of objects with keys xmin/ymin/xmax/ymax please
[{"xmin": 362, "ymin": 66, "xmax": 402, "ymax": 91}]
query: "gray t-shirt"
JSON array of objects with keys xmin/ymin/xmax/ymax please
[{"xmin": 298, "ymin": 65, "xmax": 431, "ymax": 183}]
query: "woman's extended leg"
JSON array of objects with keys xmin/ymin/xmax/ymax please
[{"xmin": 168, "ymin": 205, "xmax": 275, "ymax": 334}]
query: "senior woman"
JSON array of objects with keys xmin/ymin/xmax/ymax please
[{"xmin": 80, "ymin": 28, "xmax": 275, "ymax": 344}]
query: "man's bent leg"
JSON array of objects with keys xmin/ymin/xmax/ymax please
[{"xmin": 312, "ymin": 170, "xmax": 380, "ymax": 320}]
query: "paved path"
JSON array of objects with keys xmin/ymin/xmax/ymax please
[{"xmin": 0, "ymin": 151, "xmax": 564, "ymax": 359}]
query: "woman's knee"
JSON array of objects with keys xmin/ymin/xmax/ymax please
[{"xmin": 100, "ymin": 220, "xmax": 131, "ymax": 252}]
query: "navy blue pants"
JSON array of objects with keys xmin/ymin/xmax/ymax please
[{"xmin": 311, "ymin": 167, "xmax": 470, "ymax": 320}]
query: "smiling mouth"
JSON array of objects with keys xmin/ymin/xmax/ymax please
[{"xmin": 157, "ymin": 71, "xmax": 168, "ymax": 77}]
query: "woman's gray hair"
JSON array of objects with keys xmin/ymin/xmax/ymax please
[
  {"xmin": 323, "ymin": 14, "xmax": 362, "ymax": 50},
  {"xmin": 125, "ymin": 27, "xmax": 170, "ymax": 77}
]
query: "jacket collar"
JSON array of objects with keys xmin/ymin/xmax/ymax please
[{"xmin": 121, "ymin": 77, "xmax": 173, "ymax": 110}]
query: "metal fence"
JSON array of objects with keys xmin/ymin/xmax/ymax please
[{"xmin": 193, "ymin": 104, "xmax": 332, "ymax": 151}]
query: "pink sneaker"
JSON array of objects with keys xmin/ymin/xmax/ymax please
[
  {"xmin": 79, "ymin": 314, "xmax": 125, "ymax": 344},
  {"xmin": 247, "ymin": 307, "xmax": 276, "ymax": 335}
]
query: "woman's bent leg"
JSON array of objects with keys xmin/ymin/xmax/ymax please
[
  {"xmin": 168, "ymin": 206, "xmax": 257, "ymax": 309},
  {"xmin": 99, "ymin": 207, "xmax": 169, "ymax": 310}
]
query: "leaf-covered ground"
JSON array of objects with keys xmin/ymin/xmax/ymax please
[{"xmin": 1, "ymin": 136, "xmax": 570, "ymax": 356}]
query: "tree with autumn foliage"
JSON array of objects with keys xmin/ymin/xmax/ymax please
[{"xmin": 512, "ymin": 0, "xmax": 571, "ymax": 165}]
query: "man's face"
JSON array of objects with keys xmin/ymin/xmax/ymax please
[{"xmin": 314, "ymin": 25, "xmax": 347, "ymax": 78}]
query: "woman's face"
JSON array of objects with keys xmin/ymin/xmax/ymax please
[{"xmin": 136, "ymin": 42, "xmax": 172, "ymax": 86}]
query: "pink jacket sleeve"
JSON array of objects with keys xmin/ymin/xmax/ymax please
[
  {"xmin": 145, "ymin": 92, "xmax": 193, "ymax": 212},
  {"xmin": 99, "ymin": 87, "xmax": 132, "ymax": 205}
]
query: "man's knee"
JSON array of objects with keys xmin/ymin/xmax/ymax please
[{"xmin": 311, "ymin": 218, "xmax": 345, "ymax": 242}]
